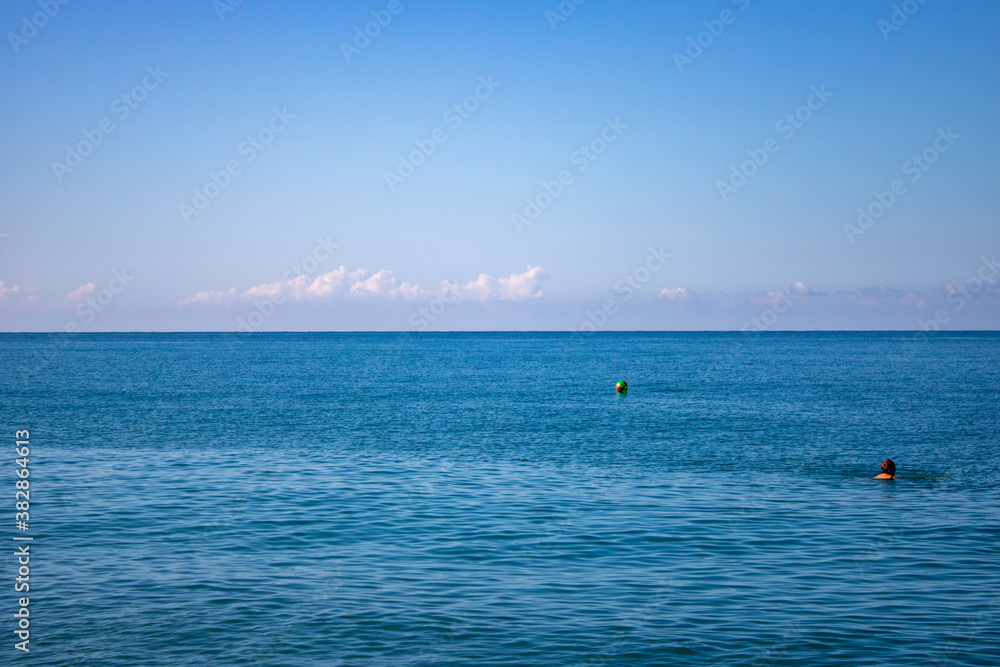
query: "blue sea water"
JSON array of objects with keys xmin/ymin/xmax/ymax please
[{"xmin": 1, "ymin": 331, "xmax": 999, "ymax": 666}]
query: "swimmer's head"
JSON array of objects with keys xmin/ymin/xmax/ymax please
[{"xmin": 881, "ymin": 459, "xmax": 896, "ymax": 477}]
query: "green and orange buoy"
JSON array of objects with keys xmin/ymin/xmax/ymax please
[{"xmin": 616, "ymin": 380, "xmax": 628, "ymax": 393}]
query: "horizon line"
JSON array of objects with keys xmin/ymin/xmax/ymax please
[{"xmin": 2, "ymin": 329, "xmax": 998, "ymax": 335}]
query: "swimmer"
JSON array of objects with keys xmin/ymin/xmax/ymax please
[{"xmin": 874, "ymin": 459, "xmax": 896, "ymax": 480}]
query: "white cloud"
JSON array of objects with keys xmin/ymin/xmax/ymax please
[
  {"xmin": 659, "ymin": 287, "xmax": 690, "ymax": 300},
  {"xmin": 250, "ymin": 266, "xmax": 421, "ymax": 301},
  {"xmin": 179, "ymin": 288, "xmax": 238, "ymax": 306},
  {"xmin": 179, "ymin": 265, "xmax": 547, "ymax": 307},
  {"xmin": 0, "ymin": 282, "xmax": 37, "ymax": 306},
  {"xmin": 755, "ymin": 282, "xmax": 808, "ymax": 305},
  {"xmin": 293, "ymin": 267, "xmax": 348, "ymax": 299},
  {"xmin": 64, "ymin": 282, "xmax": 97, "ymax": 301},
  {"xmin": 348, "ymin": 268, "xmax": 421, "ymax": 300},
  {"xmin": 440, "ymin": 265, "xmax": 548, "ymax": 302},
  {"xmin": 496, "ymin": 265, "xmax": 548, "ymax": 300}
]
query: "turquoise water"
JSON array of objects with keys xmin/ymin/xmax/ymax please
[{"xmin": 2, "ymin": 332, "xmax": 999, "ymax": 666}]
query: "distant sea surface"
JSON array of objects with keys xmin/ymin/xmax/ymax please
[{"xmin": 2, "ymin": 332, "xmax": 999, "ymax": 666}]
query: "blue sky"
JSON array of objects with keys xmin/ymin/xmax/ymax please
[{"xmin": 1, "ymin": 0, "xmax": 998, "ymax": 331}]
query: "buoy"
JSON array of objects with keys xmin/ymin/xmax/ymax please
[{"xmin": 616, "ymin": 380, "xmax": 628, "ymax": 393}]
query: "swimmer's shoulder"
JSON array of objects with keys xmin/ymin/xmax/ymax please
[{"xmin": 874, "ymin": 473, "xmax": 895, "ymax": 479}]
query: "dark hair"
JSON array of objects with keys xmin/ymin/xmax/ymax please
[{"xmin": 881, "ymin": 459, "xmax": 896, "ymax": 476}]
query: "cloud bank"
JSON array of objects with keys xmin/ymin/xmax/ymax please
[
  {"xmin": 64, "ymin": 282, "xmax": 97, "ymax": 301},
  {"xmin": 179, "ymin": 265, "xmax": 549, "ymax": 307},
  {"xmin": 0, "ymin": 282, "xmax": 37, "ymax": 306}
]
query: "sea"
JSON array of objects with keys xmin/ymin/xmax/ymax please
[{"xmin": 1, "ymin": 331, "xmax": 998, "ymax": 666}]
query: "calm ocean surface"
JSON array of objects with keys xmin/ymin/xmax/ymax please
[{"xmin": 2, "ymin": 332, "xmax": 999, "ymax": 666}]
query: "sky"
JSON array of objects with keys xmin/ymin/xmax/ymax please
[{"xmin": 1, "ymin": 0, "xmax": 998, "ymax": 331}]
